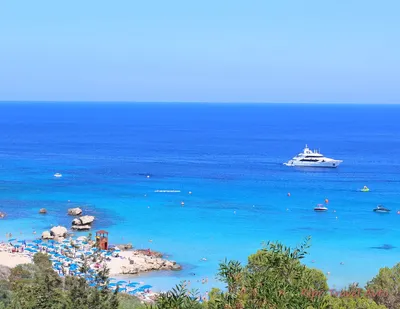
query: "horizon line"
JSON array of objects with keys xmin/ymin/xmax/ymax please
[{"xmin": 0, "ymin": 100, "xmax": 399, "ymax": 105}]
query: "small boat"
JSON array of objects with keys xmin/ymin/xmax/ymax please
[
  {"xmin": 54, "ymin": 173, "xmax": 62, "ymax": 178},
  {"xmin": 361, "ymin": 186, "xmax": 370, "ymax": 192},
  {"xmin": 314, "ymin": 204, "xmax": 328, "ymax": 212},
  {"xmin": 373, "ymin": 205, "xmax": 390, "ymax": 213}
]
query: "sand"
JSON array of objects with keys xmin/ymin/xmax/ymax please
[
  {"xmin": 0, "ymin": 252, "xmax": 31, "ymax": 268},
  {"xmin": 107, "ymin": 251, "xmax": 132, "ymax": 275}
]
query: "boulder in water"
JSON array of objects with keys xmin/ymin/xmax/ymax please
[
  {"xmin": 50, "ymin": 226, "xmax": 68, "ymax": 238},
  {"xmin": 72, "ymin": 225, "xmax": 91, "ymax": 230},
  {"xmin": 68, "ymin": 208, "xmax": 82, "ymax": 216},
  {"xmin": 41, "ymin": 231, "xmax": 53, "ymax": 239}
]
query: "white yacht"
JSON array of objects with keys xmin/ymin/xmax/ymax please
[{"xmin": 284, "ymin": 145, "xmax": 342, "ymax": 168}]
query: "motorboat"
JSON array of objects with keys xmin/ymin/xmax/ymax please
[
  {"xmin": 314, "ymin": 204, "xmax": 328, "ymax": 212},
  {"xmin": 373, "ymin": 205, "xmax": 390, "ymax": 213},
  {"xmin": 54, "ymin": 173, "xmax": 62, "ymax": 178},
  {"xmin": 284, "ymin": 145, "xmax": 342, "ymax": 168},
  {"xmin": 361, "ymin": 186, "xmax": 370, "ymax": 192}
]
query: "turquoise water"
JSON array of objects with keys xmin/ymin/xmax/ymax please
[{"xmin": 1, "ymin": 103, "xmax": 400, "ymax": 292}]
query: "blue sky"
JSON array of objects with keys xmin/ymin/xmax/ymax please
[{"xmin": 0, "ymin": 0, "xmax": 399, "ymax": 103}]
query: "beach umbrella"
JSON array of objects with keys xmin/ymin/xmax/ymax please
[
  {"xmin": 108, "ymin": 283, "xmax": 117, "ymax": 287},
  {"xmin": 119, "ymin": 288, "xmax": 126, "ymax": 292},
  {"xmin": 14, "ymin": 244, "xmax": 21, "ymax": 248},
  {"xmin": 33, "ymin": 239, "xmax": 42, "ymax": 244},
  {"xmin": 8, "ymin": 238, "xmax": 16, "ymax": 242},
  {"xmin": 140, "ymin": 285, "xmax": 152, "ymax": 289},
  {"xmin": 116, "ymin": 281, "xmax": 127, "ymax": 285},
  {"xmin": 108, "ymin": 278, "xmax": 116, "ymax": 281},
  {"xmin": 126, "ymin": 282, "xmax": 139, "ymax": 287},
  {"xmin": 17, "ymin": 240, "xmax": 25, "ymax": 243},
  {"xmin": 129, "ymin": 289, "xmax": 139, "ymax": 295}
]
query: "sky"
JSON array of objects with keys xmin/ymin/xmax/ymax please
[{"xmin": 0, "ymin": 0, "xmax": 399, "ymax": 104}]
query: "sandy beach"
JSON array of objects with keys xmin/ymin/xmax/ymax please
[{"xmin": 0, "ymin": 252, "xmax": 31, "ymax": 268}]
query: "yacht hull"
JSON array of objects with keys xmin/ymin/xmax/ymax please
[{"xmin": 284, "ymin": 160, "xmax": 342, "ymax": 168}]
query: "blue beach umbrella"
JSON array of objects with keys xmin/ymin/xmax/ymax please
[
  {"xmin": 140, "ymin": 285, "xmax": 153, "ymax": 289},
  {"xmin": 129, "ymin": 289, "xmax": 139, "ymax": 294},
  {"xmin": 117, "ymin": 281, "xmax": 127, "ymax": 285},
  {"xmin": 108, "ymin": 283, "xmax": 117, "ymax": 287},
  {"xmin": 33, "ymin": 239, "xmax": 42, "ymax": 244},
  {"xmin": 108, "ymin": 278, "xmax": 116, "ymax": 281},
  {"xmin": 119, "ymin": 288, "xmax": 127, "ymax": 292},
  {"xmin": 14, "ymin": 244, "xmax": 21, "ymax": 248},
  {"xmin": 126, "ymin": 282, "xmax": 139, "ymax": 287},
  {"xmin": 17, "ymin": 240, "xmax": 25, "ymax": 243}
]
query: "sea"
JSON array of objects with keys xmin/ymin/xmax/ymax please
[{"xmin": 0, "ymin": 102, "xmax": 400, "ymax": 293}]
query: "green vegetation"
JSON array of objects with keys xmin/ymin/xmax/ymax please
[
  {"xmin": 0, "ymin": 252, "xmax": 142, "ymax": 309},
  {"xmin": 0, "ymin": 239, "xmax": 396, "ymax": 308}
]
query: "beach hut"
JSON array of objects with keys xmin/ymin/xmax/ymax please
[{"xmin": 95, "ymin": 230, "xmax": 109, "ymax": 250}]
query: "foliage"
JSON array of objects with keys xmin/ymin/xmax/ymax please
[
  {"xmin": 148, "ymin": 283, "xmax": 203, "ymax": 309},
  {"xmin": 327, "ymin": 295, "xmax": 387, "ymax": 309},
  {"xmin": 203, "ymin": 236, "xmax": 330, "ymax": 309},
  {"xmin": 118, "ymin": 293, "xmax": 146, "ymax": 309},
  {"xmin": 366, "ymin": 263, "xmax": 400, "ymax": 309}
]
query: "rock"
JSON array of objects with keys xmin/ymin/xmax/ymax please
[
  {"xmin": 72, "ymin": 225, "xmax": 91, "ymax": 230},
  {"xmin": 117, "ymin": 243, "xmax": 133, "ymax": 250},
  {"xmin": 50, "ymin": 226, "xmax": 68, "ymax": 238},
  {"xmin": 171, "ymin": 263, "xmax": 182, "ymax": 271},
  {"xmin": 41, "ymin": 231, "xmax": 53, "ymax": 239},
  {"xmin": 39, "ymin": 208, "xmax": 47, "ymax": 214},
  {"xmin": 72, "ymin": 218, "xmax": 81, "ymax": 225},
  {"xmin": 79, "ymin": 215, "xmax": 95, "ymax": 225},
  {"xmin": 72, "ymin": 215, "xmax": 95, "ymax": 226},
  {"xmin": 68, "ymin": 207, "xmax": 82, "ymax": 216}
]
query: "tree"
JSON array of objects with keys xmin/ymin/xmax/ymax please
[
  {"xmin": 366, "ymin": 263, "xmax": 400, "ymax": 309},
  {"xmin": 149, "ymin": 283, "xmax": 203, "ymax": 309},
  {"xmin": 204, "ymin": 237, "xmax": 330, "ymax": 309}
]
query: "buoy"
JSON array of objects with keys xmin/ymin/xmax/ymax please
[
  {"xmin": 325, "ymin": 199, "xmax": 329, "ymax": 204},
  {"xmin": 189, "ymin": 191, "xmax": 192, "ymax": 195},
  {"xmin": 287, "ymin": 193, "xmax": 291, "ymax": 197}
]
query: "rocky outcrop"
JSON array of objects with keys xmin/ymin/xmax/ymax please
[
  {"xmin": 117, "ymin": 243, "xmax": 133, "ymax": 250},
  {"xmin": 41, "ymin": 231, "xmax": 53, "ymax": 239},
  {"xmin": 71, "ymin": 225, "xmax": 91, "ymax": 230},
  {"xmin": 119, "ymin": 250, "xmax": 182, "ymax": 275},
  {"xmin": 68, "ymin": 208, "xmax": 82, "ymax": 216},
  {"xmin": 39, "ymin": 208, "xmax": 47, "ymax": 214},
  {"xmin": 50, "ymin": 226, "xmax": 68, "ymax": 238},
  {"xmin": 71, "ymin": 215, "xmax": 95, "ymax": 229}
]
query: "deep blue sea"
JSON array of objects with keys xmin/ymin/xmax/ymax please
[{"xmin": 1, "ymin": 103, "xmax": 400, "ymax": 293}]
